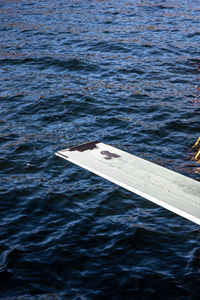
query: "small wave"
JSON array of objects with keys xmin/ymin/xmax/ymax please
[
  {"xmin": 2, "ymin": 294, "xmax": 60, "ymax": 300},
  {"xmin": 88, "ymin": 41, "xmax": 129, "ymax": 53},
  {"xmin": 0, "ymin": 57, "xmax": 100, "ymax": 73}
]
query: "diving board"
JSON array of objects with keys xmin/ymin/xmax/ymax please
[{"xmin": 56, "ymin": 141, "xmax": 200, "ymax": 225}]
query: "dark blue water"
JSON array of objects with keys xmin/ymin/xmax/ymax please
[{"xmin": 1, "ymin": 0, "xmax": 200, "ymax": 299}]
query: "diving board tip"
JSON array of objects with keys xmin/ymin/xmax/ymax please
[{"xmin": 56, "ymin": 141, "xmax": 200, "ymax": 225}]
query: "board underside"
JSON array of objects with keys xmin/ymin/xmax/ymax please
[{"xmin": 56, "ymin": 141, "xmax": 200, "ymax": 225}]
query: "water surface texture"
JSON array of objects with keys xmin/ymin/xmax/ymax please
[{"xmin": 1, "ymin": 0, "xmax": 200, "ymax": 299}]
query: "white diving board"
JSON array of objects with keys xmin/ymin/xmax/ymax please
[{"xmin": 56, "ymin": 141, "xmax": 200, "ymax": 225}]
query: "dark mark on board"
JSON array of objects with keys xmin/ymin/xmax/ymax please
[
  {"xmin": 101, "ymin": 150, "xmax": 120, "ymax": 160},
  {"xmin": 68, "ymin": 140, "xmax": 100, "ymax": 152}
]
